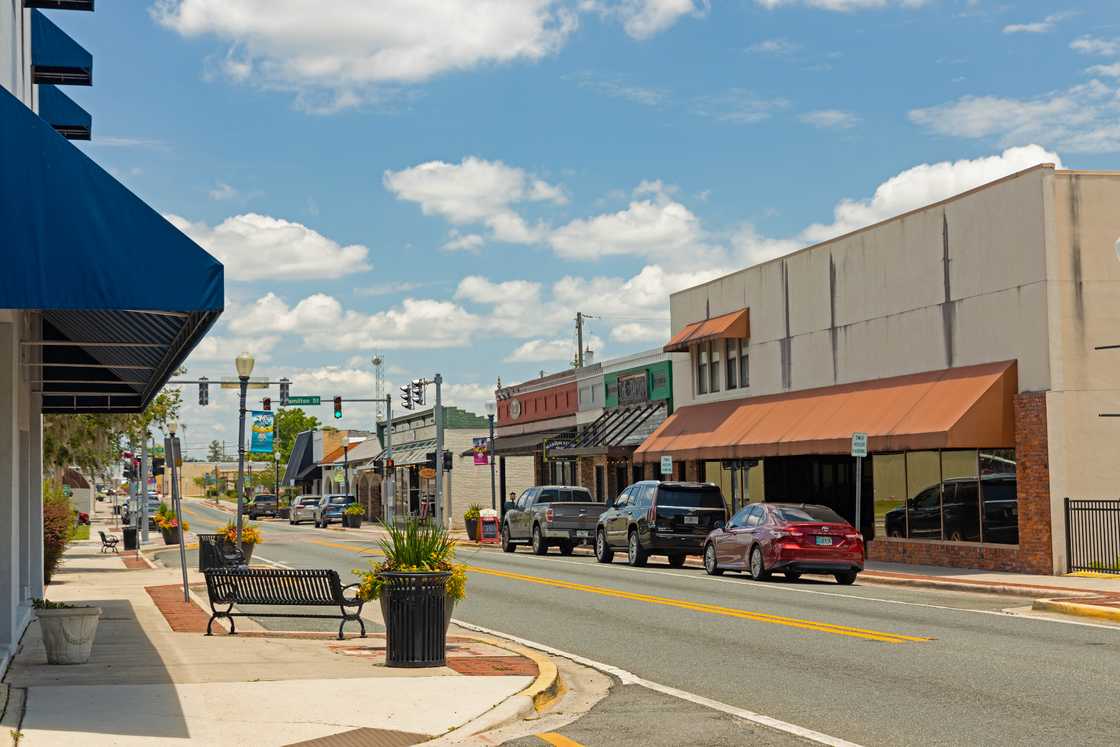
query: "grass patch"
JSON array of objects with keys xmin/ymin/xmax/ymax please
[{"xmin": 71, "ymin": 523, "xmax": 90, "ymax": 541}]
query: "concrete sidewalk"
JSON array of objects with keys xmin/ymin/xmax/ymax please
[{"xmin": 1, "ymin": 506, "xmax": 556, "ymax": 746}]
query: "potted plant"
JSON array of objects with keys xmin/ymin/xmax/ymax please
[
  {"xmin": 354, "ymin": 520, "xmax": 467, "ymax": 667},
  {"xmin": 155, "ymin": 513, "xmax": 189, "ymax": 545},
  {"xmin": 33, "ymin": 598, "xmax": 101, "ymax": 665},
  {"xmin": 343, "ymin": 503, "xmax": 364, "ymax": 528},
  {"xmin": 463, "ymin": 504, "xmax": 482, "ymax": 541},
  {"xmin": 221, "ymin": 522, "xmax": 262, "ymax": 565}
]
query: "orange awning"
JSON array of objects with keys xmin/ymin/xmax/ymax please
[
  {"xmin": 663, "ymin": 308, "xmax": 749, "ymax": 353},
  {"xmin": 634, "ymin": 361, "xmax": 1017, "ymax": 462}
]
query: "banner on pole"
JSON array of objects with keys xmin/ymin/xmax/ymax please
[
  {"xmin": 250, "ymin": 410, "xmax": 275, "ymax": 453},
  {"xmin": 472, "ymin": 437, "xmax": 489, "ymax": 465}
]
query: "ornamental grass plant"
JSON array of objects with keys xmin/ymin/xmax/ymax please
[{"xmin": 355, "ymin": 519, "xmax": 467, "ymax": 602}]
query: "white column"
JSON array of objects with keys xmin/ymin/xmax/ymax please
[
  {"xmin": 19, "ymin": 428, "xmax": 31, "ymax": 602},
  {"xmin": 27, "ymin": 394, "xmax": 42, "ymax": 597},
  {"xmin": 0, "ymin": 321, "xmax": 21, "ymax": 654}
]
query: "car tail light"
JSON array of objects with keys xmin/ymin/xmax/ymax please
[
  {"xmin": 546, "ymin": 507, "xmax": 554, "ymax": 523},
  {"xmin": 773, "ymin": 529, "xmax": 803, "ymax": 539},
  {"xmin": 844, "ymin": 533, "xmax": 863, "ymax": 541}
]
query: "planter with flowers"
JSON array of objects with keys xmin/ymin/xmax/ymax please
[
  {"xmin": 154, "ymin": 506, "xmax": 189, "ymax": 545},
  {"xmin": 220, "ymin": 522, "xmax": 262, "ymax": 565},
  {"xmin": 463, "ymin": 504, "xmax": 482, "ymax": 541},
  {"xmin": 343, "ymin": 503, "xmax": 364, "ymax": 528},
  {"xmin": 34, "ymin": 598, "xmax": 101, "ymax": 665},
  {"xmin": 354, "ymin": 520, "xmax": 467, "ymax": 667}
]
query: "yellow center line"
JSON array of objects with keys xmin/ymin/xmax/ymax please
[{"xmin": 537, "ymin": 733, "xmax": 585, "ymax": 747}]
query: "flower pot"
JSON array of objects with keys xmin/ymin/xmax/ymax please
[
  {"xmin": 160, "ymin": 527, "xmax": 180, "ymax": 545},
  {"xmin": 464, "ymin": 518, "xmax": 480, "ymax": 541},
  {"xmin": 346, "ymin": 515, "xmax": 363, "ymax": 529},
  {"xmin": 378, "ymin": 571, "xmax": 451, "ymax": 668},
  {"xmin": 37, "ymin": 607, "xmax": 101, "ymax": 665}
]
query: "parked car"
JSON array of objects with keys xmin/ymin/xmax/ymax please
[
  {"xmin": 704, "ymin": 502, "xmax": 863, "ymax": 585},
  {"xmin": 595, "ymin": 481, "xmax": 727, "ymax": 567},
  {"xmin": 289, "ymin": 495, "xmax": 323, "ymax": 525},
  {"xmin": 316, "ymin": 494, "xmax": 356, "ymax": 528},
  {"xmin": 501, "ymin": 486, "xmax": 602, "ymax": 555},
  {"xmin": 243, "ymin": 494, "xmax": 279, "ymax": 520}
]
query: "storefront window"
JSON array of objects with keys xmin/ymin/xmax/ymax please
[
  {"xmin": 980, "ymin": 449, "xmax": 1018, "ymax": 544},
  {"xmin": 739, "ymin": 342, "xmax": 749, "ymax": 388},
  {"xmin": 905, "ymin": 451, "xmax": 942, "ymax": 539},
  {"xmin": 941, "ymin": 450, "xmax": 980, "ymax": 542},
  {"xmin": 873, "ymin": 453, "xmax": 906, "ymax": 538}
]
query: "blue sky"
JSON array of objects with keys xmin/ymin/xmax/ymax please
[{"xmin": 51, "ymin": 0, "xmax": 1120, "ymax": 454}]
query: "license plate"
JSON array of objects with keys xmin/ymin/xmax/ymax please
[
  {"xmin": 576, "ymin": 530, "xmax": 591, "ymax": 538},
  {"xmin": 684, "ymin": 516, "xmax": 699, "ymax": 525},
  {"xmin": 815, "ymin": 536, "xmax": 833, "ymax": 546}
]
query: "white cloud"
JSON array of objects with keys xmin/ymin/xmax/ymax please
[
  {"xmin": 1071, "ymin": 36, "xmax": 1120, "ymax": 56},
  {"xmin": 799, "ymin": 109, "xmax": 860, "ymax": 129},
  {"xmin": 754, "ymin": 0, "xmax": 929, "ymax": 10},
  {"xmin": 152, "ymin": 0, "xmax": 579, "ymax": 111},
  {"xmin": 692, "ymin": 88, "xmax": 790, "ymax": 124},
  {"xmin": 909, "ymin": 80, "xmax": 1120, "ymax": 153},
  {"xmin": 384, "ymin": 156, "xmax": 562, "ymax": 244},
  {"xmin": 731, "ymin": 224, "xmax": 802, "ymax": 266},
  {"xmin": 610, "ymin": 322, "xmax": 665, "ymax": 343},
  {"xmin": 800, "ymin": 145, "xmax": 1063, "ymax": 242},
  {"xmin": 1088, "ymin": 63, "xmax": 1120, "ymax": 78},
  {"xmin": 186, "ymin": 334, "xmax": 281, "ymax": 363},
  {"xmin": 617, "ymin": 0, "xmax": 708, "ymax": 40},
  {"xmin": 167, "ymin": 213, "xmax": 372, "ymax": 281},
  {"xmin": 748, "ymin": 38, "xmax": 801, "ymax": 54},
  {"xmin": 208, "ymin": 182, "xmax": 239, "ymax": 201},
  {"xmin": 506, "ymin": 338, "xmax": 578, "ymax": 363},
  {"xmin": 442, "ymin": 233, "xmax": 485, "ymax": 253},
  {"xmin": 1003, "ymin": 12, "xmax": 1075, "ymax": 34},
  {"xmin": 566, "ymin": 71, "xmax": 668, "ymax": 106}
]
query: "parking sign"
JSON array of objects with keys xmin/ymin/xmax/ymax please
[
  {"xmin": 660, "ymin": 455, "xmax": 673, "ymax": 475},
  {"xmin": 851, "ymin": 432, "xmax": 868, "ymax": 458}
]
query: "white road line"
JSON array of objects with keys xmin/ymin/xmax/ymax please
[
  {"xmin": 252, "ymin": 553, "xmax": 293, "ymax": 569},
  {"xmin": 460, "ymin": 550, "xmax": 1120, "ymax": 630},
  {"xmin": 453, "ymin": 619, "xmax": 862, "ymax": 747}
]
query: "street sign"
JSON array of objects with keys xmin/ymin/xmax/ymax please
[
  {"xmin": 287, "ymin": 395, "xmax": 321, "ymax": 406},
  {"xmin": 851, "ymin": 432, "xmax": 868, "ymax": 458},
  {"xmin": 660, "ymin": 455, "xmax": 673, "ymax": 475},
  {"xmin": 332, "ymin": 471, "xmax": 344, "ymax": 484}
]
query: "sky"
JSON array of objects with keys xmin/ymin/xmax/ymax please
[{"xmin": 51, "ymin": 0, "xmax": 1120, "ymax": 458}]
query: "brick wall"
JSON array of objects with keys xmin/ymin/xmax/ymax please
[{"xmin": 868, "ymin": 390, "xmax": 1054, "ymax": 574}]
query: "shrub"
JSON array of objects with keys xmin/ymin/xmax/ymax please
[{"xmin": 42, "ymin": 480, "xmax": 73, "ymax": 584}]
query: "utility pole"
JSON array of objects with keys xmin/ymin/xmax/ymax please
[
  {"xmin": 434, "ymin": 373, "xmax": 445, "ymax": 529},
  {"xmin": 576, "ymin": 312, "xmax": 583, "ymax": 368},
  {"xmin": 384, "ymin": 394, "xmax": 394, "ymax": 526}
]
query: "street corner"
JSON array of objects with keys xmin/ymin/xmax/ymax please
[{"xmin": 1032, "ymin": 595, "xmax": 1120, "ymax": 624}]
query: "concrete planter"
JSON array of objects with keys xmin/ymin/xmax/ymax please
[{"xmin": 37, "ymin": 606, "xmax": 102, "ymax": 665}]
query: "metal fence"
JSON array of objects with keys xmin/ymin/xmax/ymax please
[{"xmin": 1065, "ymin": 498, "xmax": 1120, "ymax": 574}]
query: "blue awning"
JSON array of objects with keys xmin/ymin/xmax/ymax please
[
  {"xmin": 1, "ymin": 85, "xmax": 223, "ymax": 413},
  {"xmin": 37, "ymin": 84, "xmax": 89, "ymax": 139},
  {"xmin": 31, "ymin": 9, "xmax": 92, "ymax": 85}
]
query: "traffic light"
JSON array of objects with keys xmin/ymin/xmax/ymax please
[
  {"xmin": 385, "ymin": 458, "xmax": 394, "ymax": 470},
  {"xmin": 333, "ymin": 396, "xmax": 343, "ymax": 419},
  {"xmin": 279, "ymin": 378, "xmax": 290, "ymax": 407},
  {"xmin": 412, "ymin": 379, "xmax": 425, "ymax": 407},
  {"xmin": 262, "ymin": 397, "xmax": 271, "ymax": 411},
  {"xmin": 150, "ymin": 457, "xmax": 165, "ymax": 476},
  {"xmin": 424, "ymin": 451, "xmax": 436, "ymax": 468},
  {"xmin": 399, "ymin": 383, "xmax": 413, "ymax": 410},
  {"xmin": 443, "ymin": 451, "xmax": 453, "ymax": 471},
  {"xmin": 198, "ymin": 376, "xmax": 209, "ymax": 406}
]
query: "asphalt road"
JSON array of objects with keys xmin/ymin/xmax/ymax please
[{"xmin": 178, "ymin": 501, "xmax": 1120, "ymax": 746}]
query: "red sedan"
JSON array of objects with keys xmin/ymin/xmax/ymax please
[{"xmin": 703, "ymin": 503, "xmax": 864, "ymax": 585}]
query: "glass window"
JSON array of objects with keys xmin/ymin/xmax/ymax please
[
  {"xmin": 656, "ymin": 485, "xmax": 725, "ymax": 509},
  {"xmin": 725, "ymin": 340, "xmax": 738, "ymax": 390},
  {"xmin": 941, "ymin": 450, "xmax": 980, "ymax": 542},
  {"xmin": 728, "ymin": 505, "xmax": 751, "ymax": 528},
  {"xmin": 697, "ymin": 345, "xmax": 708, "ymax": 395},
  {"xmin": 873, "ymin": 454, "xmax": 907, "ymax": 539},
  {"xmin": 516, "ymin": 490, "xmax": 532, "ymax": 509},
  {"xmin": 614, "ymin": 487, "xmax": 632, "ymax": 508},
  {"xmin": 745, "ymin": 504, "xmax": 764, "ymax": 526},
  {"xmin": 560, "ymin": 488, "xmax": 574, "ymax": 502},
  {"xmin": 538, "ymin": 488, "xmax": 559, "ymax": 504},
  {"xmin": 710, "ymin": 342, "xmax": 721, "ymax": 393},
  {"xmin": 739, "ymin": 342, "xmax": 750, "ymax": 388},
  {"xmin": 980, "ymin": 449, "xmax": 1018, "ymax": 544},
  {"xmin": 905, "ymin": 451, "xmax": 942, "ymax": 539},
  {"xmin": 635, "ymin": 485, "xmax": 654, "ymax": 507}
]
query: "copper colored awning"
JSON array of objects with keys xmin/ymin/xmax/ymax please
[
  {"xmin": 634, "ymin": 361, "xmax": 1017, "ymax": 462},
  {"xmin": 663, "ymin": 308, "xmax": 749, "ymax": 353}
]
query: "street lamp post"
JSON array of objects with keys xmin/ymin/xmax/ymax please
[
  {"xmin": 234, "ymin": 351, "xmax": 255, "ymax": 554},
  {"xmin": 484, "ymin": 401, "xmax": 496, "ymax": 512}
]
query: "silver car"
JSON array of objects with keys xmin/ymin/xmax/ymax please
[{"xmin": 288, "ymin": 495, "xmax": 323, "ymax": 525}]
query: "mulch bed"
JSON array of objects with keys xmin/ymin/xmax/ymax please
[
  {"xmin": 122, "ymin": 552, "xmax": 150, "ymax": 570},
  {"xmin": 146, "ymin": 583, "xmax": 225, "ymax": 634}
]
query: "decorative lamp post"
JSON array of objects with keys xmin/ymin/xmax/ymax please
[
  {"xmin": 234, "ymin": 351, "xmax": 255, "ymax": 553},
  {"xmin": 484, "ymin": 400, "xmax": 497, "ymax": 511}
]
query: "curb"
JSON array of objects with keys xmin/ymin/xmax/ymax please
[
  {"xmin": 1032, "ymin": 598, "xmax": 1120, "ymax": 623},
  {"xmin": 456, "ymin": 631, "xmax": 562, "ymax": 713},
  {"xmin": 858, "ymin": 574, "xmax": 1081, "ymax": 599}
]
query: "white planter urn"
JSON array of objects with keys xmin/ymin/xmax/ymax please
[{"xmin": 36, "ymin": 606, "xmax": 102, "ymax": 665}]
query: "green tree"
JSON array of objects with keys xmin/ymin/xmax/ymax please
[{"xmin": 207, "ymin": 439, "xmax": 224, "ymax": 462}]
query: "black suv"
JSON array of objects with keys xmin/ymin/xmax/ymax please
[
  {"xmin": 243, "ymin": 494, "xmax": 279, "ymax": 520},
  {"xmin": 595, "ymin": 481, "xmax": 727, "ymax": 567}
]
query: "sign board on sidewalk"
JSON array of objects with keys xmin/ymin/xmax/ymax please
[
  {"xmin": 851, "ymin": 432, "xmax": 868, "ymax": 458},
  {"xmin": 288, "ymin": 395, "xmax": 321, "ymax": 406},
  {"xmin": 660, "ymin": 455, "xmax": 673, "ymax": 475}
]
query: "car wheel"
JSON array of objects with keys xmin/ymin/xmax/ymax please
[
  {"xmin": 749, "ymin": 546, "xmax": 771, "ymax": 581},
  {"xmin": 559, "ymin": 542, "xmax": 574, "ymax": 556},
  {"xmin": 784, "ymin": 571, "xmax": 802, "ymax": 582},
  {"xmin": 667, "ymin": 553, "xmax": 686, "ymax": 569},
  {"xmin": 835, "ymin": 571, "xmax": 858, "ymax": 585},
  {"xmin": 703, "ymin": 544, "xmax": 723, "ymax": 576},
  {"xmin": 531, "ymin": 525, "xmax": 549, "ymax": 555},
  {"xmin": 501, "ymin": 524, "xmax": 516, "ymax": 553},
  {"xmin": 627, "ymin": 530, "xmax": 648, "ymax": 567},
  {"xmin": 595, "ymin": 529, "xmax": 613, "ymax": 564}
]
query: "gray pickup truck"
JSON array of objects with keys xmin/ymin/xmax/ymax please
[{"xmin": 502, "ymin": 485, "xmax": 604, "ymax": 555}]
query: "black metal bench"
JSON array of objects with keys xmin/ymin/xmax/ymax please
[
  {"xmin": 99, "ymin": 530, "xmax": 120, "ymax": 553},
  {"xmin": 203, "ymin": 567, "xmax": 366, "ymax": 640}
]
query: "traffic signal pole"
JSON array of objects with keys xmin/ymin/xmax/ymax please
[
  {"xmin": 434, "ymin": 373, "xmax": 445, "ymax": 529},
  {"xmin": 384, "ymin": 395, "xmax": 393, "ymax": 526}
]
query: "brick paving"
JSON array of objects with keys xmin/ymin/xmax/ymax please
[
  {"xmin": 445, "ymin": 656, "xmax": 538, "ymax": 676},
  {"xmin": 146, "ymin": 583, "xmax": 226, "ymax": 633},
  {"xmin": 122, "ymin": 551, "xmax": 149, "ymax": 570}
]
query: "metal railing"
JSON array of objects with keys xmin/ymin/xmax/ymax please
[{"xmin": 1065, "ymin": 498, "xmax": 1120, "ymax": 574}]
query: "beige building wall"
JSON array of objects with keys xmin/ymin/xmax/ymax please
[{"xmin": 442, "ymin": 430, "xmax": 533, "ymax": 529}]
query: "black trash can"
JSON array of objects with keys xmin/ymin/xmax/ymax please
[
  {"xmin": 122, "ymin": 526, "xmax": 138, "ymax": 551},
  {"xmin": 381, "ymin": 571, "xmax": 450, "ymax": 668}
]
